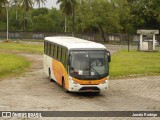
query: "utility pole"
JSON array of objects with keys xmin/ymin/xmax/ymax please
[
  {"xmin": 7, "ymin": 6, "xmax": 9, "ymax": 40},
  {"xmin": 72, "ymin": 4, "xmax": 75, "ymax": 37},
  {"xmin": 2, "ymin": 0, "xmax": 10, "ymax": 41}
]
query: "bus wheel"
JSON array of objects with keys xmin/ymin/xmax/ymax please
[
  {"xmin": 48, "ymin": 68, "xmax": 54, "ymax": 82},
  {"xmin": 62, "ymin": 78, "xmax": 69, "ymax": 93}
]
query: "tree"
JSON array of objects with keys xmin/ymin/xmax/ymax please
[
  {"xmin": 35, "ymin": 0, "xmax": 46, "ymax": 8},
  {"xmin": 76, "ymin": 0, "xmax": 122, "ymax": 42},
  {"xmin": 32, "ymin": 7, "xmax": 48, "ymax": 16},
  {"xmin": 48, "ymin": 8, "xmax": 64, "ymax": 32},
  {"xmin": 0, "ymin": 0, "xmax": 7, "ymax": 8},
  {"xmin": 128, "ymin": 0, "xmax": 160, "ymax": 30},
  {"xmin": 0, "ymin": 0, "xmax": 5, "ymax": 17},
  {"xmin": 19, "ymin": 0, "xmax": 34, "ymax": 30},
  {"xmin": 32, "ymin": 14, "xmax": 54, "ymax": 32},
  {"xmin": 57, "ymin": 0, "xmax": 77, "ymax": 36},
  {"xmin": 31, "ymin": 8, "xmax": 64, "ymax": 32},
  {"xmin": 10, "ymin": 0, "xmax": 19, "ymax": 29}
]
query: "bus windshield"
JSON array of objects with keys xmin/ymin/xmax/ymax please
[{"xmin": 69, "ymin": 50, "xmax": 109, "ymax": 80}]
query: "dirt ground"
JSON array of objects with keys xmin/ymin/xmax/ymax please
[{"xmin": 0, "ymin": 46, "xmax": 160, "ymax": 120}]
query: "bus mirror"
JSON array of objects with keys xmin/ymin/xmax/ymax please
[{"xmin": 107, "ymin": 51, "xmax": 111, "ymax": 62}]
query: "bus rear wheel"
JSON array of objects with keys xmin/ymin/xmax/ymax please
[
  {"xmin": 48, "ymin": 68, "xmax": 54, "ymax": 82},
  {"xmin": 62, "ymin": 78, "xmax": 69, "ymax": 93}
]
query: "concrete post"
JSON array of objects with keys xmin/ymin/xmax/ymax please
[
  {"xmin": 153, "ymin": 34, "xmax": 155, "ymax": 50},
  {"xmin": 140, "ymin": 34, "xmax": 143, "ymax": 50}
]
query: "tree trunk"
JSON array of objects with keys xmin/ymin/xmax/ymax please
[
  {"xmin": 65, "ymin": 15, "xmax": 67, "ymax": 32},
  {"xmin": 98, "ymin": 23, "xmax": 108, "ymax": 42},
  {"xmin": 23, "ymin": 13, "xmax": 25, "ymax": 30}
]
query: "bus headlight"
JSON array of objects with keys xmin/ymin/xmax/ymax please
[
  {"xmin": 69, "ymin": 77, "xmax": 77, "ymax": 84},
  {"xmin": 72, "ymin": 81, "xmax": 77, "ymax": 84},
  {"xmin": 102, "ymin": 80, "xmax": 107, "ymax": 84}
]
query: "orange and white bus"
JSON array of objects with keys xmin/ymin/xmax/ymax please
[{"xmin": 44, "ymin": 36, "xmax": 111, "ymax": 92}]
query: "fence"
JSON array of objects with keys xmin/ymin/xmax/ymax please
[{"xmin": 0, "ymin": 31, "xmax": 160, "ymax": 44}]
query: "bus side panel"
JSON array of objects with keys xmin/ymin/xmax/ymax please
[
  {"xmin": 44, "ymin": 54, "xmax": 50, "ymax": 76},
  {"xmin": 44, "ymin": 54, "xmax": 56, "ymax": 81},
  {"xmin": 52, "ymin": 59, "xmax": 69, "ymax": 90},
  {"xmin": 43, "ymin": 54, "xmax": 48, "ymax": 75}
]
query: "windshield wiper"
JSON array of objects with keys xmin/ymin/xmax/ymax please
[{"xmin": 91, "ymin": 66, "xmax": 102, "ymax": 78}]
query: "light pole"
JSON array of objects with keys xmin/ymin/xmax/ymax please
[
  {"xmin": 2, "ymin": 0, "xmax": 10, "ymax": 41},
  {"xmin": 6, "ymin": 6, "xmax": 9, "ymax": 40}
]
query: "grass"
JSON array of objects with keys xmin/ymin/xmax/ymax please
[
  {"xmin": 0, "ymin": 41, "xmax": 159, "ymax": 79},
  {"xmin": 0, "ymin": 42, "xmax": 43, "ymax": 54},
  {"xmin": 0, "ymin": 53, "xmax": 30, "ymax": 78},
  {"xmin": 110, "ymin": 50, "xmax": 160, "ymax": 78},
  {"xmin": 0, "ymin": 41, "xmax": 42, "ymax": 79}
]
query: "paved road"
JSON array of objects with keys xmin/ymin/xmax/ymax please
[{"xmin": 0, "ymin": 51, "xmax": 159, "ymax": 120}]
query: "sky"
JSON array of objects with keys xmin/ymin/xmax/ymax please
[{"xmin": 34, "ymin": 0, "xmax": 59, "ymax": 9}]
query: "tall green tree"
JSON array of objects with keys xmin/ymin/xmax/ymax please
[
  {"xmin": 48, "ymin": 8, "xmax": 64, "ymax": 32},
  {"xmin": 35, "ymin": 0, "xmax": 46, "ymax": 8},
  {"xmin": 0, "ymin": 0, "xmax": 8, "ymax": 13},
  {"xmin": 76, "ymin": 0, "xmax": 123, "ymax": 42},
  {"xmin": 32, "ymin": 14, "xmax": 54, "ymax": 32},
  {"xmin": 57, "ymin": 0, "xmax": 77, "ymax": 36},
  {"xmin": 128, "ymin": 0, "xmax": 160, "ymax": 30},
  {"xmin": 11, "ymin": 0, "xmax": 19, "ymax": 29},
  {"xmin": 19, "ymin": 0, "xmax": 33, "ymax": 30},
  {"xmin": 0, "ymin": 0, "xmax": 7, "ymax": 7}
]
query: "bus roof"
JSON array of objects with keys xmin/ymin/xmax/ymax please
[{"xmin": 45, "ymin": 36, "xmax": 106, "ymax": 50}]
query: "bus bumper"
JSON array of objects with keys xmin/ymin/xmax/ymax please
[{"xmin": 69, "ymin": 79, "xmax": 109, "ymax": 92}]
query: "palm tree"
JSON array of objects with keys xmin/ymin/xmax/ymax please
[
  {"xmin": 71, "ymin": 0, "xmax": 77, "ymax": 37},
  {"xmin": 0, "ymin": 0, "xmax": 9, "ymax": 40},
  {"xmin": 0, "ymin": 0, "xmax": 8, "ymax": 12},
  {"xmin": 0, "ymin": 0, "xmax": 7, "ymax": 5},
  {"xmin": 19, "ymin": 0, "xmax": 33, "ymax": 30},
  {"xmin": 35, "ymin": 0, "xmax": 46, "ymax": 8},
  {"xmin": 57, "ymin": 0, "xmax": 77, "ymax": 36},
  {"xmin": 11, "ymin": 0, "xmax": 18, "ymax": 28}
]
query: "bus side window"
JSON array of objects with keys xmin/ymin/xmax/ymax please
[
  {"xmin": 52, "ymin": 45, "xmax": 55, "ymax": 57},
  {"xmin": 58, "ymin": 46, "xmax": 61, "ymax": 61},
  {"xmin": 51, "ymin": 44, "xmax": 54, "ymax": 57},
  {"xmin": 50, "ymin": 44, "xmax": 52, "ymax": 57},
  {"xmin": 56, "ymin": 46, "xmax": 59, "ymax": 59},
  {"xmin": 65, "ymin": 50, "xmax": 68, "ymax": 71},
  {"xmin": 54, "ymin": 45, "xmax": 57, "ymax": 59},
  {"xmin": 61, "ymin": 48, "xmax": 65, "ymax": 65},
  {"xmin": 44, "ymin": 42, "xmax": 47, "ymax": 54},
  {"xmin": 48, "ymin": 43, "xmax": 51, "ymax": 56},
  {"xmin": 60, "ymin": 47, "xmax": 63, "ymax": 63}
]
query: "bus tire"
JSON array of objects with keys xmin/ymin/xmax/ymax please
[
  {"xmin": 62, "ymin": 77, "xmax": 69, "ymax": 93},
  {"xmin": 48, "ymin": 68, "xmax": 54, "ymax": 82}
]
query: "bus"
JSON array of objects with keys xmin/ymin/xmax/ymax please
[{"xmin": 44, "ymin": 36, "xmax": 111, "ymax": 92}]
